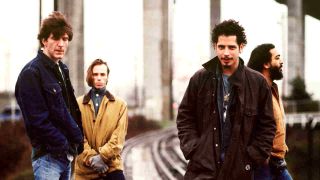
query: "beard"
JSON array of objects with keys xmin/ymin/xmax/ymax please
[
  {"xmin": 270, "ymin": 66, "xmax": 283, "ymax": 80},
  {"xmin": 223, "ymin": 64, "xmax": 232, "ymax": 70}
]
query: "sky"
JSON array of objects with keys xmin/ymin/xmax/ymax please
[
  {"xmin": 305, "ymin": 15, "xmax": 320, "ymax": 100},
  {"xmin": 0, "ymin": 0, "xmax": 39, "ymax": 92},
  {"xmin": 0, "ymin": 0, "xmax": 319, "ymax": 101}
]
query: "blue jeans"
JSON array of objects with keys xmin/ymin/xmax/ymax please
[
  {"xmin": 254, "ymin": 164, "xmax": 293, "ymax": 180},
  {"xmin": 32, "ymin": 153, "xmax": 71, "ymax": 180}
]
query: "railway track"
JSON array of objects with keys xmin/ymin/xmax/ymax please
[
  {"xmin": 122, "ymin": 126, "xmax": 186, "ymax": 180},
  {"xmin": 122, "ymin": 113, "xmax": 320, "ymax": 179}
]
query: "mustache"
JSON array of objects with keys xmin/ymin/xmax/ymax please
[{"xmin": 221, "ymin": 57, "xmax": 233, "ymax": 60}]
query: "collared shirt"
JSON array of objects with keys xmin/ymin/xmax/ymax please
[
  {"xmin": 90, "ymin": 87, "xmax": 106, "ymax": 116},
  {"xmin": 56, "ymin": 62, "xmax": 66, "ymax": 84},
  {"xmin": 41, "ymin": 52, "xmax": 72, "ymax": 112},
  {"xmin": 216, "ymin": 65, "xmax": 233, "ymax": 161}
]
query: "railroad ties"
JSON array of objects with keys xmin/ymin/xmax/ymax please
[{"xmin": 122, "ymin": 126, "xmax": 187, "ymax": 180}]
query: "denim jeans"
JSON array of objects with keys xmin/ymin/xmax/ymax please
[
  {"xmin": 254, "ymin": 164, "xmax": 293, "ymax": 180},
  {"xmin": 32, "ymin": 153, "xmax": 71, "ymax": 180}
]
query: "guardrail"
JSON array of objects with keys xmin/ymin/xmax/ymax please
[{"xmin": 286, "ymin": 112, "xmax": 320, "ymax": 129}]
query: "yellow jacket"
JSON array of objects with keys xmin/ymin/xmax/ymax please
[
  {"xmin": 74, "ymin": 90, "xmax": 128, "ymax": 180},
  {"xmin": 270, "ymin": 83, "xmax": 288, "ymax": 159}
]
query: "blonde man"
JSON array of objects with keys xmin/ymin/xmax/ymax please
[{"xmin": 75, "ymin": 59, "xmax": 128, "ymax": 180}]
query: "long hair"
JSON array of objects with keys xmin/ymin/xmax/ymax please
[{"xmin": 86, "ymin": 59, "xmax": 110, "ymax": 87}]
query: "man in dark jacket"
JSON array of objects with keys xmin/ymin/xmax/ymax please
[
  {"xmin": 176, "ymin": 19, "xmax": 276, "ymax": 180},
  {"xmin": 15, "ymin": 11, "xmax": 83, "ymax": 180}
]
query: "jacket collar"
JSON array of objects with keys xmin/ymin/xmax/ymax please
[
  {"xmin": 202, "ymin": 56, "xmax": 219, "ymax": 73},
  {"xmin": 83, "ymin": 89, "xmax": 115, "ymax": 104},
  {"xmin": 38, "ymin": 50, "xmax": 56, "ymax": 69},
  {"xmin": 202, "ymin": 56, "xmax": 246, "ymax": 87},
  {"xmin": 228, "ymin": 59, "xmax": 245, "ymax": 87},
  {"xmin": 38, "ymin": 50, "xmax": 68, "ymax": 73}
]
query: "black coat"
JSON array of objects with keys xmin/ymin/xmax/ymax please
[{"xmin": 176, "ymin": 57, "xmax": 276, "ymax": 180}]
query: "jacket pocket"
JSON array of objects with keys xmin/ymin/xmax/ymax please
[
  {"xmin": 244, "ymin": 107, "xmax": 258, "ymax": 117},
  {"xmin": 42, "ymin": 83, "xmax": 64, "ymax": 109},
  {"xmin": 242, "ymin": 107, "xmax": 258, "ymax": 143},
  {"xmin": 196, "ymin": 93, "xmax": 212, "ymax": 129},
  {"xmin": 43, "ymin": 83, "xmax": 62, "ymax": 95},
  {"xmin": 231, "ymin": 142, "xmax": 253, "ymax": 180},
  {"xmin": 188, "ymin": 130, "xmax": 216, "ymax": 173}
]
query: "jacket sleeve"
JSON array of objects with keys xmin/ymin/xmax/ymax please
[
  {"xmin": 15, "ymin": 67, "xmax": 69, "ymax": 154},
  {"xmin": 79, "ymin": 136, "xmax": 98, "ymax": 166},
  {"xmin": 75, "ymin": 97, "xmax": 97, "ymax": 166},
  {"xmin": 176, "ymin": 74, "xmax": 200, "ymax": 160},
  {"xmin": 247, "ymin": 79, "xmax": 276, "ymax": 165},
  {"xmin": 64, "ymin": 111, "xmax": 84, "ymax": 145},
  {"xmin": 99, "ymin": 101, "xmax": 128, "ymax": 162}
]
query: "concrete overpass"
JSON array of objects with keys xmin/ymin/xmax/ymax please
[
  {"xmin": 276, "ymin": 0, "xmax": 320, "ymax": 19},
  {"xmin": 52, "ymin": 0, "xmax": 319, "ymax": 121},
  {"xmin": 275, "ymin": 0, "xmax": 320, "ymax": 95}
]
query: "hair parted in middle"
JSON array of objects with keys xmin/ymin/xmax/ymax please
[
  {"xmin": 211, "ymin": 19, "xmax": 247, "ymax": 46},
  {"xmin": 247, "ymin": 43, "xmax": 275, "ymax": 73},
  {"xmin": 86, "ymin": 59, "xmax": 110, "ymax": 87}
]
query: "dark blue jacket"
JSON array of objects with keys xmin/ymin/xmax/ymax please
[{"xmin": 15, "ymin": 50, "xmax": 83, "ymax": 157}]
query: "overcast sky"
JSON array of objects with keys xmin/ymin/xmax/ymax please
[{"xmin": 0, "ymin": 0, "xmax": 319, "ymax": 100}]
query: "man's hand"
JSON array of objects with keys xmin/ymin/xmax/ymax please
[
  {"xmin": 68, "ymin": 143, "xmax": 79, "ymax": 156},
  {"xmin": 89, "ymin": 154, "xmax": 108, "ymax": 174}
]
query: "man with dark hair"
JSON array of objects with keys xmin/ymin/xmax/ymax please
[
  {"xmin": 74, "ymin": 59, "xmax": 128, "ymax": 180},
  {"xmin": 176, "ymin": 19, "xmax": 276, "ymax": 179},
  {"xmin": 15, "ymin": 11, "xmax": 83, "ymax": 180},
  {"xmin": 248, "ymin": 43, "xmax": 293, "ymax": 180}
]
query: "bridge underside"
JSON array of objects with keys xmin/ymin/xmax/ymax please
[{"xmin": 276, "ymin": 0, "xmax": 320, "ymax": 19}]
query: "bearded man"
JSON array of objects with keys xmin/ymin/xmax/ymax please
[{"xmin": 248, "ymin": 43, "xmax": 293, "ymax": 180}]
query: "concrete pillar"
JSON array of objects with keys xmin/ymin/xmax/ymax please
[
  {"xmin": 56, "ymin": 0, "xmax": 85, "ymax": 96},
  {"xmin": 210, "ymin": 0, "xmax": 221, "ymax": 56},
  {"xmin": 286, "ymin": 0, "xmax": 305, "ymax": 95},
  {"xmin": 143, "ymin": 0, "xmax": 173, "ymax": 121},
  {"xmin": 161, "ymin": 0, "xmax": 174, "ymax": 121}
]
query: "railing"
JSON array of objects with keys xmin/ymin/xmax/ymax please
[{"xmin": 286, "ymin": 112, "xmax": 320, "ymax": 129}]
